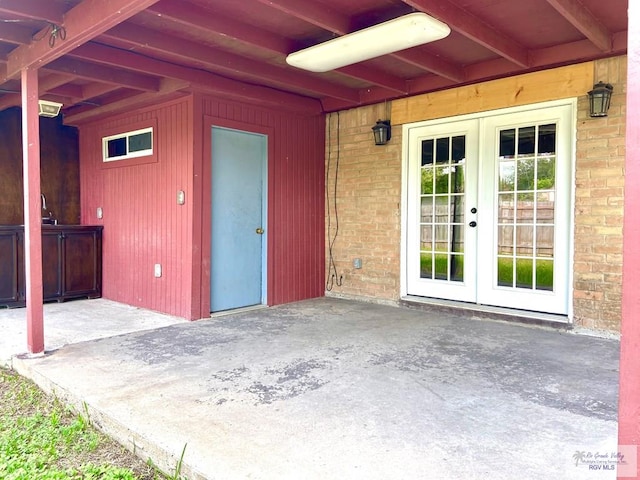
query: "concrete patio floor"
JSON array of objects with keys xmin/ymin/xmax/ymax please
[
  {"xmin": 0, "ymin": 298, "xmax": 187, "ymax": 367},
  {"xmin": 2, "ymin": 297, "xmax": 620, "ymax": 479}
]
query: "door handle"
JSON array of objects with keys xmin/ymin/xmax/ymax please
[
  {"xmin": 256, "ymin": 227, "xmax": 264, "ymax": 234},
  {"xmin": 470, "ymin": 207, "xmax": 477, "ymax": 214},
  {"xmin": 469, "ymin": 221, "xmax": 477, "ymax": 228}
]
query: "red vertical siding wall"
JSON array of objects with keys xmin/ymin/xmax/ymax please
[
  {"xmin": 78, "ymin": 94, "xmax": 324, "ymax": 320},
  {"xmin": 198, "ymin": 95, "xmax": 325, "ymax": 310},
  {"xmin": 79, "ymin": 96, "xmax": 195, "ymax": 318}
]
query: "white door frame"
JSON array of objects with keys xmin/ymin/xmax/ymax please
[{"xmin": 401, "ymin": 99, "xmax": 577, "ymax": 318}]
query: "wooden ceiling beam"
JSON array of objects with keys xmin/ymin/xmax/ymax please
[
  {"xmin": 59, "ymin": 42, "xmax": 322, "ymax": 115},
  {"xmin": 323, "ymin": 29, "xmax": 627, "ymax": 112},
  {"xmin": 0, "ymin": 23, "xmax": 33, "ymax": 45},
  {"xmin": 258, "ymin": 0, "xmax": 463, "ymax": 81},
  {"xmin": 99, "ymin": 26, "xmax": 361, "ymax": 102},
  {"xmin": 69, "ymin": 42, "xmax": 349, "ymax": 102},
  {"xmin": 44, "ymin": 57, "xmax": 160, "ymax": 92},
  {"xmin": 65, "ymin": 74, "xmax": 320, "ymax": 124},
  {"xmin": 392, "ymin": 49, "xmax": 463, "ymax": 82},
  {"xmin": 0, "ymin": 0, "xmax": 65, "ymax": 24},
  {"xmin": 81, "ymin": 83, "xmax": 123, "ymax": 101},
  {"xmin": 544, "ymin": 0, "xmax": 612, "ymax": 52},
  {"xmin": 253, "ymin": 0, "xmax": 352, "ymax": 34},
  {"xmin": 5, "ymin": 0, "xmax": 160, "ymax": 80},
  {"xmin": 47, "ymin": 83, "xmax": 84, "ymax": 100},
  {"xmin": 0, "ymin": 72, "xmax": 76, "ymax": 110},
  {"xmin": 402, "ymin": 0, "xmax": 530, "ymax": 67},
  {"xmin": 39, "ymin": 72, "xmax": 75, "ymax": 91},
  {"xmin": 145, "ymin": 2, "xmax": 293, "ymax": 54},
  {"xmin": 335, "ymin": 65, "xmax": 407, "ymax": 93},
  {"xmin": 65, "ymin": 78, "xmax": 188, "ymax": 123},
  {"xmin": 147, "ymin": 1, "xmax": 410, "ymax": 91}
]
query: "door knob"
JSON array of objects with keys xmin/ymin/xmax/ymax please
[
  {"xmin": 470, "ymin": 207, "xmax": 477, "ymax": 214},
  {"xmin": 469, "ymin": 221, "xmax": 477, "ymax": 227},
  {"xmin": 256, "ymin": 227, "xmax": 264, "ymax": 234}
]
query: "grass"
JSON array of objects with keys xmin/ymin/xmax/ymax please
[
  {"xmin": 0, "ymin": 367, "xmax": 168, "ymax": 480},
  {"xmin": 420, "ymin": 253, "xmax": 554, "ymax": 290}
]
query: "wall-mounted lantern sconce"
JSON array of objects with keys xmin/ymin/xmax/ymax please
[
  {"xmin": 588, "ymin": 82, "xmax": 613, "ymax": 118},
  {"xmin": 372, "ymin": 119, "xmax": 391, "ymax": 145},
  {"xmin": 38, "ymin": 100, "xmax": 63, "ymax": 118}
]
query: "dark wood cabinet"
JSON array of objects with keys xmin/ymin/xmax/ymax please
[
  {"xmin": 0, "ymin": 225, "xmax": 102, "ymax": 307},
  {"xmin": 0, "ymin": 229, "xmax": 23, "ymax": 305}
]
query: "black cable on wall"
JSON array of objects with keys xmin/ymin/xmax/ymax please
[{"xmin": 325, "ymin": 112, "xmax": 343, "ymax": 291}]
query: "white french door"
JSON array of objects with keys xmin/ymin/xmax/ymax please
[{"xmin": 405, "ymin": 101, "xmax": 574, "ymax": 315}]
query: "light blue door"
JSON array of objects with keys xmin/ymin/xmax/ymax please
[{"xmin": 211, "ymin": 127, "xmax": 266, "ymax": 312}]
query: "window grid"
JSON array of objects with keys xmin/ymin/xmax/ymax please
[
  {"xmin": 496, "ymin": 123, "xmax": 556, "ymax": 291},
  {"xmin": 419, "ymin": 135, "xmax": 465, "ymax": 282}
]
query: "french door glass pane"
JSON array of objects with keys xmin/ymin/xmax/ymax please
[
  {"xmin": 451, "ymin": 254, "xmax": 464, "ymax": 281},
  {"xmin": 435, "ymin": 253, "xmax": 448, "ymax": 279},
  {"xmin": 538, "ymin": 124, "xmax": 556, "ymax": 154},
  {"xmin": 452, "ymin": 225, "xmax": 464, "ymax": 253},
  {"xmin": 498, "ymin": 194, "xmax": 514, "ymax": 222},
  {"xmin": 517, "ymin": 127, "xmax": 536, "ymax": 155},
  {"xmin": 435, "ymin": 196, "xmax": 449, "ymax": 223},
  {"xmin": 516, "ymin": 259, "xmax": 534, "ymax": 289},
  {"xmin": 516, "ymin": 225, "xmax": 534, "ymax": 256},
  {"xmin": 420, "ymin": 253, "xmax": 432, "ymax": 278},
  {"xmin": 420, "ymin": 225, "xmax": 433, "ymax": 251},
  {"xmin": 498, "ymin": 225, "xmax": 514, "ymax": 254},
  {"xmin": 536, "ymin": 226, "xmax": 554, "ymax": 257},
  {"xmin": 435, "ymin": 167, "xmax": 449, "ymax": 194},
  {"xmin": 452, "ymin": 196, "xmax": 465, "ymax": 222},
  {"xmin": 536, "ymin": 192, "xmax": 555, "ymax": 224},
  {"xmin": 496, "ymin": 123, "xmax": 557, "ymax": 290},
  {"xmin": 536, "ymin": 260, "xmax": 554, "ymax": 291},
  {"xmin": 537, "ymin": 157, "xmax": 556, "ymax": 189},
  {"xmin": 419, "ymin": 135, "xmax": 466, "ymax": 282},
  {"xmin": 498, "ymin": 258, "xmax": 513, "ymax": 287},
  {"xmin": 499, "ymin": 160, "xmax": 515, "ymax": 190}
]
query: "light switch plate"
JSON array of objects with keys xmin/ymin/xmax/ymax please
[{"xmin": 154, "ymin": 264, "xmax": 162, "ymax": 278}]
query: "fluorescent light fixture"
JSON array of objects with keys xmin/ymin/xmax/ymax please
[
  {"xmin": 38, "ymin": 100, "xmax": 63, "ymax": 117},
  {"xmin": 286, "ymin": 12, "xmax": 450, "ymax": 72}
]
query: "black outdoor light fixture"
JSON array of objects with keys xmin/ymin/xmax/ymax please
[
  {"xmin": 372, "ymin": 119, "xmax": 391, "ymax": 145},
  {"xmin": 588, "ymin": 81, "xmax": 614, "ymax": 117}
]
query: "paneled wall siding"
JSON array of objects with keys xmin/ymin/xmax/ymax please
[
  {"xmin": 79, "ymin": 97, "xmax": 194, "ymax": 318},
  {"xmin": 79, "ymin": 94, "xmax": 325, "ymax": 320},
  {"xmin": 198, "ymin": 95, "xmax": 326, "ymax": 309}
]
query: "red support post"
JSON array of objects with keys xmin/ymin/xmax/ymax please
[
  {"xmin": 21, "ymin": 67, "xmax": 44, "ymax": 354},
  {"xmin": 619, "ymin": 1, "xmax": 640, "ymax": 477}
]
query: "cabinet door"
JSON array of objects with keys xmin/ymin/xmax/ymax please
[
  {"xmin": 63, "ymin": 230, "xmax": 101, "ymax": 297},
  {"xmin": 0, "ymin": 231, "xmax": 20, "ymax": 305},
  {"xmin": 42, "ymin": 232, "xmax": 63, "ymax": 299}
]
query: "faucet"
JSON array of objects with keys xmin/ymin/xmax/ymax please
[{"xmin": 40, "ymin": 194, "xmax": 56, "ymax": 224}]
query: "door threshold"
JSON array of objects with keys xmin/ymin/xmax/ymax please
[
  {"xmin": 400, "ymin": 295, "xmax": 571, "ymax": 330},
  {"xmin": 210, "ymin": 304, "xmax": 268, "ymax": 318}
]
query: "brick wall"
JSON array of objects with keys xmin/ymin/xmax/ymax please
[
  {"xmin": 324, "ymin": 105, "xmax": 402, "ymax": 302},
  {"xmin": 326, "ymin": 57, "xmax": 627, "ymax": 332},
  {"xmin": 573, "ymin": 56, "xmax": 626, "ymax": 331}
]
